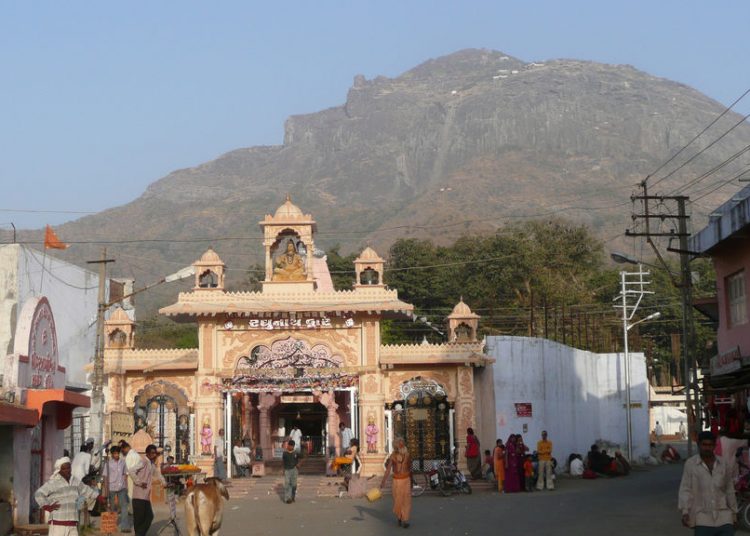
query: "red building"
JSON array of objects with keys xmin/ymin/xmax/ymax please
[{"xmin": 691, "ymin": 184, "xmax": 750, "ymax": 433}]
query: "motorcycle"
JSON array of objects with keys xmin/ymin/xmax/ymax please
[{"xmin": 434, "ymin": 462, "xmax": 472, "ymax": 496}]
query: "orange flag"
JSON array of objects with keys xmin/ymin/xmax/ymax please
[{"xmin": 44, "ymin": 225, "xmax": 69, "ymax": 250}]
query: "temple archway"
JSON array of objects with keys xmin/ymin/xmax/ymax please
[
  {"xmin": 387, "ymin": 377, "xmax": 452, "ymax": 471},
  {"xmin": 133, "ymin": 380, "xmax": 191, "ymax": 462}
]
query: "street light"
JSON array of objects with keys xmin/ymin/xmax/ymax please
[
  {"xmin": 614, "ymin": 263, "xmax": 658, "ymax": 462},
  {"xmin": 611, "ymin": 250, "xmax": 696, "ymax": 457}
]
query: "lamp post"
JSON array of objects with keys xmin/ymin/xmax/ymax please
[
  {"xmin": 612, "ymin": 259, "xmax": 659, "ymax": 461},
  {"xmin": 611, "ymin": 251, "xmax": 695, "ymax": 457}
]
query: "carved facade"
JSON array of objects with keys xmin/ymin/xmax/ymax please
[{"xmin": 103, "ymin": 197, "xmax": 490, "ymax": 476}]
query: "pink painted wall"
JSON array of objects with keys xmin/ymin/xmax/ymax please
[{"xmin": 714, "ymin": 244, "xmax": 750, "ymax": 356}]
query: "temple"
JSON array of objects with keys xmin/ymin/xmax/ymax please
[{"xmin": 103, "ymin": 197, "xmax": 490, "ymax": 476}]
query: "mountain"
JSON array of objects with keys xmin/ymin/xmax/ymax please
[{"xmin": 11, "ymin": 48, "xmax": 750, "ymax": 316}]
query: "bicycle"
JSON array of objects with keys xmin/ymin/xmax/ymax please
[{"xmin": 410, "ymin": 472, "xmax": 430, "ymax": 497}]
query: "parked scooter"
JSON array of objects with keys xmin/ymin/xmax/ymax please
[{"xmin": 432, "ymin": 461, "xmax": 472, "ymax": 496}]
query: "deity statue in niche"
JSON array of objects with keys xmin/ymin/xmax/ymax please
[
  {"xmin": 200, "ymin": 416, "xmax": 213, "ymax": 455},
  {"xmin": 366, "ymin": 413, "xmax": 379, "ymax": 454},
  {"xmin": 273, "ymin": 239, "xmax": 306, "ymax": 281}
]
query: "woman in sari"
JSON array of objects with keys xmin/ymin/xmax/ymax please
[
  {"xmin": 493, "ymin": 439, "xmax": 506, "ymax": 493},
  {"xmin": 465, "ymin": 428, "xmax": 482, "ymax": 480},
  {"xmin": 380, "ymin": 437, "xmax": 412, "ymax": 528},
  {"xmin": 504, "ymin": 435, "xmax": 522, "ymax": 493}
]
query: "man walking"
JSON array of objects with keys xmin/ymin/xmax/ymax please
[
  {"xmin": 130, "ymin": 444, "xmax": 160, "ymax": 536},
  {"xmin": 283, "ymin": 439, "xmax": 302, "ymax": 504},
  {"xmin": 289, "ymin": 424, "xmax": 303, "ymax": 454},
  {"xmin": 106, "ymin": 446, "xmax": 132, "ymax": 532},
  {"xmin": 536, "ymin": 430, "xmax": 554, "ymax": 491},
  {"xmin": 655, "ymin": 421, "xmax": 664, "ymax": 444},
  {"xmin": 34, "ymin": 457, "xmax": 99, "ymax": 536},
  {"xmin": 214, "ymin": 428, "xmax": 227, "ymax": 481},
  {"xmin": 679, "ymin": 431, "xmax": 737, "ymax": 535}
]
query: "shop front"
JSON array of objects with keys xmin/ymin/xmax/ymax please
[{"xmin": 2, "ymin": 296, "xmax": 90, "ymax": 526}]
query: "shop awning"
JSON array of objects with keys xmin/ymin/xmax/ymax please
[
  {"xmin": 0, "ymin": 401, "xmax": 39, "ymax": 427},
  {"xmin": 25, "ymin": 389, "xmax": 91, "ymax": 430}
]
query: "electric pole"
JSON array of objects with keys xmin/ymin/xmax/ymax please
[
  {"xmin": 626, "ymin": 182, "xmax": 699, "ymax": 456},
  {"xmin": 87, "ymin": 248, "xmax": 115, "ymax": 449}
]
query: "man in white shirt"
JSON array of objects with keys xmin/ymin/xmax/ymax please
[
  {"xmin": 678, "ymin": 431, "xmax": 737, "ymax": 533},
  {"xmin": 654, "ymin": 421, "xmax": 664, "ymax": 444},
  {"xmin": 35, "ymin": 457, "xmax": 99, "ymax": 536},
  {"xmin": 289, "ymin": 425, "xmax": 303, "ymax": 454},
  {"xmin": 339, "ymin": 422, "xmax": 354, "ymax": 455},
  {"xmin": 71, "ymin": 439, "xmax": 95, "ymax": 483},
  {"xmin": 233, "ymin": 440, "xmax": 252, "ymax": 477},
  {"xmin": 214, "ymin": 428, "xmax": 227, "ymax": 481}
]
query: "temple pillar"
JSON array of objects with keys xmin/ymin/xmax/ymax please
[
  {"xmin": 318, "ymin": 390, "xmax": 340, "ymax": 456},
  {"xmin": 242, "ymin": 393, "xmax": 253, "ymax": 441},
  {"xmin": 455, "ymin": 366, "xmax": 476, "ymax": 474},
  {"xmin": 358, "ymin": 373, "xmax": 387, "ymax": 475},
  {"xmin": 258, "ymin": 393, "xmax": 278, "ymax": 460}
]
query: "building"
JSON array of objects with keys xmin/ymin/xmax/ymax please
[
  {"xmin": 0, "ymin": 245, "xmax": 96, "ymax": 526},
  {"xmin": 690, "ymin": 184, "xmax": 750, "ymax": 434},
  {"xmin": 487, "ymin": 336, "xmax": 650, "ymax": 462},
  {"xmin": 103, "ymin": 197, "xmax": 491, "ymax": 476}
]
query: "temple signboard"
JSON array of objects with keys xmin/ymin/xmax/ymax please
[{"xmin": 224, "ymin": 316, "xmax": 354, "ymax": 330}]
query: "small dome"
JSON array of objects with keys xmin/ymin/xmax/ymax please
[
  {"xmin": 199, "ymin": 248, "xmax": 223, "ymax": 264},
  {"xmin": 357, "ymin": 246, "xmax": 383, "ymax": 262},
  {"xmin": 109, "ymin": 307, "xmax": 132, "ymax": 322},
  {"xmin": 449, "ymin": 298, "xmax": 475, "ymax": 317},
  {"xmin": 274, "ymin": 195, "xmax": 304, "ymax": 219}
]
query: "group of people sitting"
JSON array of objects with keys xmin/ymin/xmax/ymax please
[{"xmin": 578, "ymin": 444, "xmax": 631, "ymax": 477}]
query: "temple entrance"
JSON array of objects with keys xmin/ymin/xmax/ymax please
[
  {"xmin": 387, "ymin": 377, "xmax": 453, "ymax": 471},
  {"xmin": 276, "ymin": 402, "xmax": 327, "ymax": 456}
]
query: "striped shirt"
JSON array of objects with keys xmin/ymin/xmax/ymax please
[
  {"xmin": 107, "ymin": 458, "xmax": 127, "ymax": 492},
  {"xmin": 34, "ymin": 474, "xmax": 99, "ymax": 523}
]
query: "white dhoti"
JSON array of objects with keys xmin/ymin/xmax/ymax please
[{"xmin": 48, "ymin": 524, "xmax": 78, "ymax": 536}]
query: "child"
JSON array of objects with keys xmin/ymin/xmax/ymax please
[
  {"xmin": 523, "ymin": 455, "xmax": 534, "ymax": 492},
  {"xmin": 482, "ymin": 449, "xmax": 494, "ymax": 480}
]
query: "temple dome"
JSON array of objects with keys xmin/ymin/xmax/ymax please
[
  {"xmin": 448, "ymin": 298, "xmax": 478, "ymax": 318},
  {"xmin": 199, "ymin": 248, "xmax": 223, "ymax": 264},
  {"xmin": 274, "ymin": 195, "xmax": 304, "ymax": 219},
  {"xmin": 109, "ymin": 307, "xmax": 131, "ymax": 322},
  {"xmin": 357, "ymin": 246, "xmax": 384, "ymax": 262}
]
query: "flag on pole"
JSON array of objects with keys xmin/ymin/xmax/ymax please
[{"xmin": 44, "ymin": 225, "xmax": 69, "ymax": 250}]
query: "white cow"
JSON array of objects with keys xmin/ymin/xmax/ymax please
[{"xmin": 185, "ymin": 477, "xmax": 230, "ymax": 536}]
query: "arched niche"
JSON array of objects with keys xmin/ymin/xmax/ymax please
[
  {"xmin": 108, "ymin": 328, "xmax": 129, "ymax": 348},
  {"xmin": 133, "ymin": 381, "xmax": 191, "ymax": 462},
  {"xmin": 387, "ymin": 376, "xmax": 452, "ymax": 470},
  {"xmin": 198, "ymin": 269, "xmax": 219, "ymax": 288}
]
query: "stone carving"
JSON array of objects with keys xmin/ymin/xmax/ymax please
[
  {"xmin": 364, "ymin": 375, "xmax": 378, "ymax": 394},
  {"xmin": 458, "ymin": 367, "xmax": 473, "ymax": 395},
  {"xmin": 365, "ymin": 413, "xmax": 379, "ymax": 454},
  {"xmin": 235, "ymin": 337, "xmax": 343, "ymax": 373},
  {"xmin": 273, "ymin": 239, "xmax": 306, "ymax": 281}
]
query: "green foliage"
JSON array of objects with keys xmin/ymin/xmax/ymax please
[
  {"xmin": 325, "ymin": 245, "xmax": 358, "ymax": 290},
  {"xmin": 136, "ymin": 318, "xmax": 198, "ymax": 349}
]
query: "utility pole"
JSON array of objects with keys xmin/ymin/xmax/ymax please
[
  {"xmin": 87, "ymin": 248, "xmax": 115, "ymax": 449},
  {"xmin": 626, "ymin": 183, "xmax": 698, "ymax": 456}
]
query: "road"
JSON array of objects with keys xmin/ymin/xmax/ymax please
[{"xmin": 148, "ymin": 462, "xmax": 704, "ymax": 536}]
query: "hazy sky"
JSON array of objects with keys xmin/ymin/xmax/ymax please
[{"xmin": 2, "ymin": 0, "xmax": 749, "ymax": 230}]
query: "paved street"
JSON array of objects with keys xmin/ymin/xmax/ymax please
[{"xmin": 148, "ymin": 463, "xmax": 703, "ymax": 536}]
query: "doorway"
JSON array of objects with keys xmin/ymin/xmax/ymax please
[{"xmin": 277, "ymin": 403, "xmax": 327, "ymax": 456}]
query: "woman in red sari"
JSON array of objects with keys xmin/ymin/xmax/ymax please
[
  {"xmin": 516, "ymin": 435, "xmax": 529, "ymax": 490},
  {"xmin": 504, "ymin": 434, "xmax": 522, "ymax": 493},
  {"xmin": 465, "ymin": 428, "xmax": 482, "ymax": 480}
]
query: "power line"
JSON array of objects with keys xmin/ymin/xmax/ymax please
[
  {"xmin": 650, "ymin": 112, "xmax": 750, "ymax": 188},
  {"xmin": 647, "ymin": 86, "xmax": 750, "ymax": 186},
  {"xmin": 670, "ymin": 142, "xmax": 750, "ymax": 196}
]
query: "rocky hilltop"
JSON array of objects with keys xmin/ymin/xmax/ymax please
[{"xmin": 13, "ymin": 49, "xmax": 750, "ymax": 315}]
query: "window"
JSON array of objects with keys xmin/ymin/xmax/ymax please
[{"xmin": 728, "ymin": 271, "xmax": 747, "ymax": 326}]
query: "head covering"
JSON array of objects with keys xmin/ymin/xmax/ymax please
[
  {"xmin": 53, "ymin": 456, "xmax": 71, "ymax": 476},
  {"xmin": 84, "ymin": 437, "xmax": 94, "ymax": 444}
]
